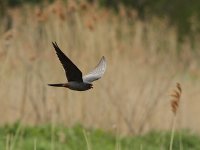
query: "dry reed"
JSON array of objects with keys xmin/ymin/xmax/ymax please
[
  {"xmin": 169, "ymin": 83, "xmax": 182, "ymax": 150},
  {"xmin": 0, "ymin": 1, "xmax": 199, "ymax": 135},
  {"xmin": 170, "ymin": 83, "xmax": 182, "ymax": 115}
]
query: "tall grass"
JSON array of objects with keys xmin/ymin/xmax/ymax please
[
  {"xmin": 169, "ymin": 83, "xmax": 182, "ymax": 150},
  {"xmin": 0, "ymin": 1, "xmax": 200, "ymax": 135}
]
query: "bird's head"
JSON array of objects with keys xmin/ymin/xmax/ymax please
[{"xmin": 89, "ymin": 84, "xmax": 93, "ymax": 89}]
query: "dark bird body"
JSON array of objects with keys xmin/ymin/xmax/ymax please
[
  {"xmin": 48, "ymin": 42, "xmax": 106, "ymax": 91},
  {"xmin": 48, "ymin": 82, "xmax": 93, "ymax": 91}
]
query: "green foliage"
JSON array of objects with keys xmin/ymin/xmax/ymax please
[
  {"xmin": 2, "ymin": 0, "xmax": 54, "ymax": 7},
  {"xmin": 0, "ymin": 123, "xmax": 200, "ymax": 150}
]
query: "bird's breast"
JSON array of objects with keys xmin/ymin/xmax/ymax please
[{"xmin": 67, "ymin": 82, "xmax": 92, "ymax": 91}]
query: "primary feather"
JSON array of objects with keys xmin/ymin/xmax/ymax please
[{"xmin": 52, "ymin": 42, "xmax": 83, "ymax": 82}]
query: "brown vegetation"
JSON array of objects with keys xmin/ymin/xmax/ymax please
[
  {"xmin": 169, "ymin": 83, "xmax": 182, "ymax": 150},
  {"xmin": 0, "ymin": 1, "xmax": 200, "ymax": 135},
  {"xmin": 170, "ymin": 83, "xmax": 182, "ymax": 115}
]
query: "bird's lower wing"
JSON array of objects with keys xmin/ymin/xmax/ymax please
[{"xmin": 83, "ymin": 56, "xmax": 106, "ymax": 83}]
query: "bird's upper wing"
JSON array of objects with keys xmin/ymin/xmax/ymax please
[
  {"xmin": 83, "ymin": 56, "xmax": 106, "ymax": 83},
  {"xmin": 52, "ymin": 42, "xmax": 83, "ymax": 82}
]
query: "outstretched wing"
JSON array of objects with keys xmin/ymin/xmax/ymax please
[
  {"xmin": 83, "ymin": 56, "xmax": 106, "ymax": 83},
  {"xmin": 52, "ymin": 42, "xmax": 83, "ymax": 82}
]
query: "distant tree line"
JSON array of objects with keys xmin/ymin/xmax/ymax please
[
  {"xmin": 1, "ymin": 0, "xmax": 200, "ymax": 39},
  {"xmin": 96, "ymin": 0, "xmax": 200, "ymax": 40}
]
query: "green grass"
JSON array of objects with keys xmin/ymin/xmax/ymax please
[{"xmin": 0, "ymin": 122, "xmax": 200, "ymax": 150}]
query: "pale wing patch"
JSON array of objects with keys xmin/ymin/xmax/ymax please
[{"xmin": 83, "ymin": 56, "xmax": 106, "ymax": 83}]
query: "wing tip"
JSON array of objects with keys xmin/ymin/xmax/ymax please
[
  {"xmin": 101, "ymin": 56, "xmax": 106, "ymax": 66},
  {"xmin": 52, "ymin": 42, "xmax": 60, "ymax": 53},
  {"xmin": 52, "ymin": 41, "xmax": 59, "ymax": 47},
  {"xmin": 101, "ymin": 56, "xmax": 106, "ymax": 63}
]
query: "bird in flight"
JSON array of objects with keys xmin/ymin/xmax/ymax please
[{"xmin": 48, "ymin": 42, "xmax": 107, "ymax": 91}]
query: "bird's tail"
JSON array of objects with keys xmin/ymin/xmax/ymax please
[{"xmin": 48, "ymin": 83, "xmax": 66, "ymax": 87}]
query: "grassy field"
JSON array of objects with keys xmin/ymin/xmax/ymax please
[
  {"xmin": 0, "ymin": 0, "xmax": 200, "ymax": 137},
  {"xmin": 1, "ymin": 123, "xmax": 200, "ymax": 150}
]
